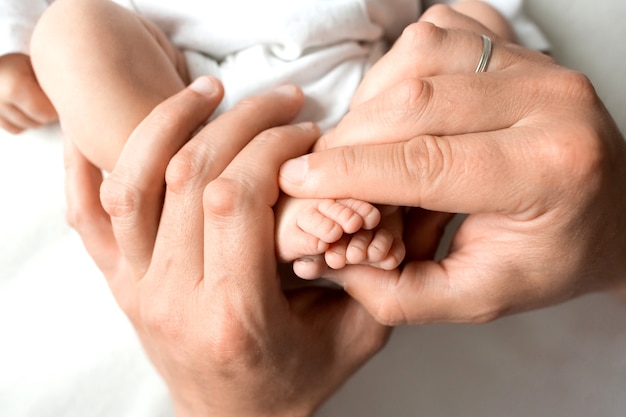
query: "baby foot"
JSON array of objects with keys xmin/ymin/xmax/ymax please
[
  {"xmin": 327, "ymin": 206, "xmax": 405, "ymax": 269},
  {"xmin": 275, "ymin": 194, "xmax": 381, "ymax": 263},
  {"xmin": 293, "ymin": 206, "xmax": 406, "ymax": 280}
]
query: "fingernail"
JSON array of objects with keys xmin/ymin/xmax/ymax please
[
  {"xmin": 189, "ymin": 76, "xmax": 217, "ymax": 96},
  {"xmin": 280, "ymin": 155, "xmax": 309, "ymax": 184},
  {"xmin": 274, "ymin": 84, "xmax": 299, "ymax": 97},
  {"xmin": 297, "ymin": 257, "xmax": 316, "ymax": 263},
  {"xmin": 294, "ymin": 121, "xmax": 318, "ymax": 132}
]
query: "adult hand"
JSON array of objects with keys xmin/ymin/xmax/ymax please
[
  {"xmin": 0, "ymin": 53, "xmax": 57, "ymax": 134},
  {"xmin": 279, "ymin": 8, "xmax": 626, "ymax": 324},
  {"xmin": 64, "ymin": 76, "xmax": 389, "ymax": 417}
]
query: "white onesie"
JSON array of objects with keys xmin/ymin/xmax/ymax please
[{"xmin": 0, "ymin": 0, "xmax": 548, "ymax": 130}]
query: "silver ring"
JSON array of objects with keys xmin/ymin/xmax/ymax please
[{"xmin": 475, "ymin": 34, "xmax": 492, "ymax": 73}]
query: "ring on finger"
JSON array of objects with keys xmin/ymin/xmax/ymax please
[{"xmin": 475, "ymin": 34, "xmax": 492, "ymax": 73}]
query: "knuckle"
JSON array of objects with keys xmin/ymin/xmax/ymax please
[
  {"xmin": 384, "ymin": 79, "xmax": 430, "ymax": 130},
  {"xmin": 399, "ymin": 21, "xmax": 442, "ymax": 51},
  {"xmin": 557, "ymin": 70, "xmax": 597, "ymax": 105},
  {"xmin": 99, "ymin": 176, "xmax": 138, "ymax": 218},
  {"xmin": 418, "ymin": 4, "xmax": 455, "ymax": 27},
  {"xmin": 529, "ymin": 69, "xmax": 597, "ymax": 113},
  {"xmin": 231, "ymin": 94, "xmax": 264, "ymax": 114},
  {"xmin": 540, "ymin": 134, "xmax": 594, "ymax": 176},
  {"xmin": 166, "ymin": 128, "xmax": 226, "ymax": 193},
  {"xmin": 402, "ymin": 135, "xmax": 449, "ymax": 202},
  {"xmin": 397, "ymin": 78, "xmax": 428, "ymax": 110},
  {"xmin": 335, "ymin": 146, "xmax": 358, "ymax": 180},
  {"xmin": 166, "ymin": 146, "xmax": 208, "ymax": 192},
  {"xmin": 203, "ymin": 177, "xmax": 247, "ymax": 219},
  {"xmin": 537, "ymin": 128, "xmax": 604, "ymax": 195},
  {"xmin": 255, "ymin": 126, "xmax": 284, "ymax": 147},
  {"xmin": 554, "ymin": 73, "xmax": 605, "ymax": 182},
  {"xmin": 150, "ymin": 106, "xmax": 184, "ymax": 135},
  {"xmin": 525, "ymin": 70, "xmax": 607, "ymax": 197}
]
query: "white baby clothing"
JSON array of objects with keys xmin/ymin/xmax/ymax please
[{"xmin": 1, "ymin": 0, "xmax": 548, "ymax": 129}]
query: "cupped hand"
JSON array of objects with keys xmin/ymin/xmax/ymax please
[
  {"xmin": 0, "ymin": 53, "xmax": 57, "ymax": 134},
  {"xmin": 279, "ymin": 9, "xmax": 626, "ymax": 324},
  {"xmin": 65, "ymin": 77, "xmax": 389, "ymax": 417}
]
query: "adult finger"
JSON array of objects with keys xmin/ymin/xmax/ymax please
[
  {"xmin": 319, "ymin": 258, "xmax": 498, "ymax": 325},
  {"xmin": 317, "ymin": 49, "xmax": 556, "ymax": 151},
  {"xmin": 100, "ymin": 76, "xmax": 224, "ymax": 276},
  {"xmin": 316, "ymin": 20, "xmax": 555, "ymax": 151},
  {"xmin": 420, "ymin": 2, "xmax": 516, "ymax": 40},
  {"xmin": 320, "ymin": 73, "xmax": 521, "ymax": 150},
  {"xmin": 319, "ymin": 210, "xmax": 581, "ymax": 325},
  {"xmin": 149, "ymin": 85, "xmax": 306, "ymax": 287},
  {"xmin": 63, "ymin": 135, "xmax": 119, "ymax": 275},
  {"xmin": 350, "ymin": 20, "xmax": 502, "ymax": 107},
  {"xmin": 202, "ymin": 122, "xmax": 319, "ymax": 302},
  {"xmin": 282, "ymin": 126, "xmax": 553, "ymax": 215}
]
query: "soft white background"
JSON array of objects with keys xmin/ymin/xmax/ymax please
[{"xmin": 1, "ymin": 0, "xmax": 625, "ymax": 416}]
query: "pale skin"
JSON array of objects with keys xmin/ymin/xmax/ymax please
[
  {"xmin": 26, "ymin": 0, "xmax": 409, "ymax": 278},
  {"xmin": 17, "ymin": 0, "xmax": 514, "ymax": 279},
  {"xmin": 0, "ymin": 53, "xmax": 56, "ymax": 133},
  {"xmin": 279, "ymin": 6, "xmax": 626, "ymax": 324},
  {"xmin": 62, "ymin": 77, "xmax": 392, "ymax": 417},
  {"xmin": 56, "ymin": 6, "xmax": 626, "ymax": 416}
]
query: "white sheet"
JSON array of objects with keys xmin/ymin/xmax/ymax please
[{"xmin": 0, "ymin": 126, "xmax": 173, "ymax": 416}]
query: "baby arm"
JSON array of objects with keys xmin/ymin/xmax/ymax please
[{"xmin": 0, "ymin": 53, "xmax": 57, "ymax": 134}]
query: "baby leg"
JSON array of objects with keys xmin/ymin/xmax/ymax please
[{"xmin": 30, "ymin": 0, "xmax": 189, "ymax": 172}]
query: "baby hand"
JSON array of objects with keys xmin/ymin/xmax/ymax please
[{"xmin": 0, "ymin": 53, "xmax": 57, "ymax": 134}]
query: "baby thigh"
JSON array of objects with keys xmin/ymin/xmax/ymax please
[{"xmin": 30, "ymin": 0, "xmax": 189, "ymax": 172}]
